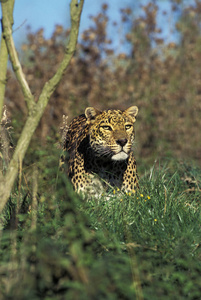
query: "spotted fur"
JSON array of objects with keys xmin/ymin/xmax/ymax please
[{"xmin": 62, "ymin": 106, "xmax": 139, "ymax": 194}]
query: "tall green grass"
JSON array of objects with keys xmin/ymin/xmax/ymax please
[
  {"xmin": 0, "ymin": 160, "xmax": 201, "ymax": 299},
  {"xmin": 84, "ymin": 162, "xmax": 201, "ymax": 299}
]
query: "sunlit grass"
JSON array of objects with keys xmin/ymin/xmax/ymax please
[{"xmin": 84, "ymin": 162, "xmax": 201, "ymax": 256}]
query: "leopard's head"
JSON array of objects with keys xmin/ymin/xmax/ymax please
[{"xmin": 85, "ymin": 106, "xmax": 138, "ymax": 161}]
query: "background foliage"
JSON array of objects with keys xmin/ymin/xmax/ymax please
[
  {"xmin": 1, "ymin": 1, "xmax": 201, "ymax": 299},
  {"xmin": 4, "ymin": 1, "xmax": 201, "ymax": 168}
]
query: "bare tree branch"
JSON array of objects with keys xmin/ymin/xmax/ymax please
[
  {"xmin": 1, "ymin": 0, "xmax": 35, "ymax": 112},
  {"xmin": 0, "ymin": 0, "xmax": 85, "ymax": 214},
  {"xmin": 0, "ymin": 0, "xmax": 15, "ymax": 117}
]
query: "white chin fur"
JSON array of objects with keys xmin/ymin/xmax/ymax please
[{"xmin": 112, "ymin": 152, "xmax": 128, "ymax": 161}]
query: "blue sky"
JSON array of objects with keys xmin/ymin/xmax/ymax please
[
  {"xmin": 0, "ymin": 0, "xmax": 193, "ymax": 53},
  {"xmin": 2, "ymin": 0, "xmax": 138, "ymax": 46}
]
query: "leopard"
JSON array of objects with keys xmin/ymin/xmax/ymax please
[{"xmin": 61, "ymin": 106, "xmax": 139, "ymax": 195}]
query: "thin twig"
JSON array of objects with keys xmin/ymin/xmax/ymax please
[
  {"xmin": 0, "ymin": 0, "xmax": 15, "ymax": 118},
  {"xmin": 31, "ymin": 166, "xmax": 38, "ymax": 230},
  {"xmin": 1, "ymin": 1, "xmax": 35, "ymax": 112}
]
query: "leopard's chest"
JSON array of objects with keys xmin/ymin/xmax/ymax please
[{"xmin": 84, "ymin": 155, "xmax": 127, "ymax": 189}]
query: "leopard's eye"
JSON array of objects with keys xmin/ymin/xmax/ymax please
[
  {"xmin": 125, "ymin": 124, "xmax": 132, "ymax": 130},
  {"xmin": 101, "ymin": 125, "xmax": 112, "ymax": 131}
]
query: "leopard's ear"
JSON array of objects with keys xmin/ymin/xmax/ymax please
[
  {"xmin": 85, "ymin": 107, "xmax": 101, "ymax": 123},
  {"xmin": 124, "ymin": 106, "xmax": 138, "ymax": 122}
]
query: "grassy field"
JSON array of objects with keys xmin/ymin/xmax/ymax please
[{"xmin": 0, "ymin": 157, "xmax": 200, "ymax": 299}]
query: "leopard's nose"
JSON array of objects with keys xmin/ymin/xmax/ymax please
[{"xmin": 116, "ymin": 138, "xmax": 127, "ymax": 147}]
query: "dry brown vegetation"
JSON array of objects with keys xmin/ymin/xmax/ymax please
[{"xmin": 5, "ymin": 2, "xmax": 201, "ymax": 168}]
